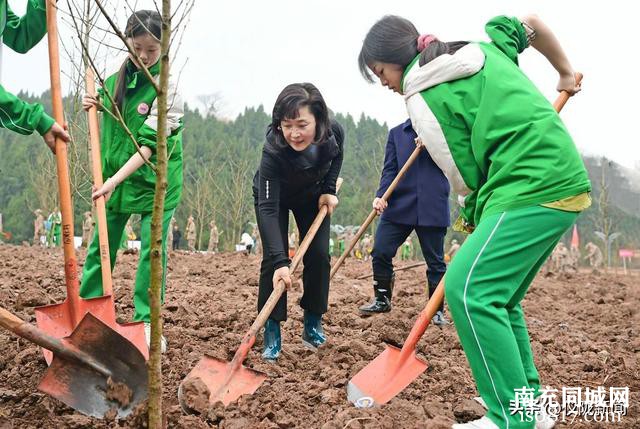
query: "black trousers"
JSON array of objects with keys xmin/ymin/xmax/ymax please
[
  {"xmin": 372, "ymin": 217, "xmax": 447, "ymax": 309},
  {"xmin": 255, "ymin": 200, "xmax": 331, "ymax": 321}
]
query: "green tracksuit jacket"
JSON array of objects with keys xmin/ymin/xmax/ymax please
[
  {"xmin": 402, "ymin": 16, "xmax": 591, "ymax": 228},
  {"xmin": 0, "ymin": 0, "xmax": 54, "ymax": 135},
  {"xmin": 99, "ymin": 60, "xmax": 184, "ymax": 213}
]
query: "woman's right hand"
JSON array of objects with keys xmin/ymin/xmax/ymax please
[
  {"xmin": 273, "ymin": 266, "xmax": 292, "ymax": 290},
  {"xmin": 82, "ymin": 93, "xmax": 99, "ymax": 111},
  {"xmin": 92, "ymin": 178, "xmax": 116, "ymax": 203},
  {"xmin": 372, "ymin": 197, "xmax": 387, "ymax": 215},
  {"xmin": 42, "ymin": 122, "xmax": 70, "ymax": 154},
  {"xmin": 557, "ymin": 72, "xmax": 581, "ymax": 95}
]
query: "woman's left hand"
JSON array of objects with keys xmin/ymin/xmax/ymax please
[
  {"xmin": 318, "ymin": 194, "xmax": 339, "ymax": 215},
  {"xmin": 92, "ymin": 178, "xmax": 116, "ymax": 202}
]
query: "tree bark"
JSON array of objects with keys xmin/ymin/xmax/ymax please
[{"xmin": 148, "ymin": 0, "xmax": 172, "ymax": 427}]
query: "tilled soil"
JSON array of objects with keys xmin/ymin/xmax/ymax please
[{"xmin": 0, "ymin": 244, "xmax": 638, "ymax": 428}]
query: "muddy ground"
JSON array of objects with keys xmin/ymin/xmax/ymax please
[{"xmin": 0, "ymin": 244, "xmax": 638, "ymax": 428}]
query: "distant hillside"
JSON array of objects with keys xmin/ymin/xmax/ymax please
[
  {"xmin": 584, "ymin": 157, "xmax": 640, "ymax": 217},
  {"xmin": 0, "ymin": 92, "xmax": 638, "ymax": 261},
  {"xmin": 620, "ymin": 164, "xmax": 640, "ymax": 192}
]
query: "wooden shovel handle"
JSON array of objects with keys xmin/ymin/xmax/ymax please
[
  {"xmin": 357, "ymin": 261, "xmax": 426, "ymax": 280},
  {"xmin": 0, "ymin": 307, "xmax": 70, "ymax": 360},
  {"xmin": 248, "ymin": 178, "xmax": 343, "ymax": 337},
  {"xmin": 330, "ymin": 145, "xmax": 423, "ymax": 279},
  {"xmin": 401, "ymin": 278, "xmax": 445, "ymax": 356},
  {"xmin": 46, "ymin": 0, "xmax": 81, "ymax": 322},
  {"xmin": 0, "ymin": 307, "xmax": 109, "ymax": 375},
  {"xmin": 86, "ymin": 69, "xmax": 113, "ymax": 295}
]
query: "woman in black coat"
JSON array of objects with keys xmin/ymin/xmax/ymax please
[{"xmin": 253, "ymin": 83, "xmax": 344, "ymax": 361}]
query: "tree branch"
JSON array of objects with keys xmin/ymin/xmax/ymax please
[
  {"xmin": 92, "ymin": 0, "xmax": 161, "ymax": 93},
  {"xmin": 67, "ymin": 0, "xmax": 157, "ymax": 172}
]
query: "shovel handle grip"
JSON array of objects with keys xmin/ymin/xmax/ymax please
[
  {"xmin": 86, "ymin": 68, "xmax": 113, "ymax": 295},
  {"xmin": 330, "ymin": 146, "xmax": 422, "ymax": 280},
  {"xmin": 46, "ymin": 0, "xmax": 81, "ymax": 322}
]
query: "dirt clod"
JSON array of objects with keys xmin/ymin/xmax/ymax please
[
  {"xmin": 179, "ymin": 377, "xmax": 210, "ymax": 414},
  {"xmin": 106, "ymin": 377, "xmax": 133, "ymax": 408}
]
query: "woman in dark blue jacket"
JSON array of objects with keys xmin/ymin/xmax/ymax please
[{"xmin": 360, "ymin": 119, "xmax": 450, "ymax": 325}]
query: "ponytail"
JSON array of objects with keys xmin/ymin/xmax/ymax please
[
  {"xmin": 359, "ymin": 15, "xmax": 469, "ymax": 81},
  {"xmin": 419, "ymin": 41, "xmax": 469, "ymax": 66},
  {"xmin": 112, "ymin": 60, "xmax": 131, "ymax": 115}
]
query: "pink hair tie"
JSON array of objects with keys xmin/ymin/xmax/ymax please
[{"xmin": 417, "ymin": 34, "xmax": 438, "ymax": 51}]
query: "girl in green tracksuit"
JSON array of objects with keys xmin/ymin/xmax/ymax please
[
  {"xmin": 359, "ymin": 14, "xmax": 590, "ymax": 429},
  {"xmin": 80, "ymin": 10, "xmax": 184, "ymax": 353},
  {"xmin": 0, "ymin": 0, "xmax": 69, "ymax": 150}
]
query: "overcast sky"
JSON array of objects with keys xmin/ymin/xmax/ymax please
[{"xmin": 3, "ymin": 0, "xmax": 639, "ymax": 169}]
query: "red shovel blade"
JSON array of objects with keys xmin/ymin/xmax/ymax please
[
  {"xmin": 35, "ymin": 296, "xmax": 148, "ymax": 364},
  {"xmin": 346, "ymin": 344, "xmax": 428, "ymax": 407},
  {"xmin": 114, "ymin": 321, "xmax": 149, "ymax": 361},
  {"xmin": 178, "ymin": 355, "xmax": 267, "ymax": 409},
  {"xmin": 35, "ymin": 296, "xmax": 115, "ymax": 365}
]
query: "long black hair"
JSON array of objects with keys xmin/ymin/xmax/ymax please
[
  {"xmin": 358, "ymin": 15, "xmax": 468, "ymax": 83},
  {"xmin": 112, "ymin": 10, "xmax": 162, "ymax": 114},
  {"xmin": 270, "ymin": 83, "xmax": 331, "ymax": 149}
]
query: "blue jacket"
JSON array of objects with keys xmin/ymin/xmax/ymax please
[{"xmin": 376, "ymin": 119, "xmax": 450, "ymax": 227}]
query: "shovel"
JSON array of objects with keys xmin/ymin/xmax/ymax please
[
  {"xmin": 34, "ymin": 0, "xmax": 124, "ymax": 365},
  {"xmin": 178, "ymin": 178, "xmax": 343, "ymax": 409},
  {"xmin": 357, "ymin": 261, "xmax": 426, "ymax": 280},
  {"xmin": 0, "ymin": 306, "xmax": 147, "ymax": 418},
  {"xmin": 85, "ymin": 68, "xmax": 148, "ymax": 361},
  {"xmin": 346, "ymin": 75, "xmax": 583, "ymax": 407},
  {"xmin": 347, "ymin": 278, "xmax": 443, "ymax": 407}
]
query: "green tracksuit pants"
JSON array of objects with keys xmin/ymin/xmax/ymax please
[
  {"xmin": 445, "ymin": 205, "xmax": 579, "ymax": 429},
  {"xmin": 80, "ymin": 209, "xmax": 175, "ymax": 322}
]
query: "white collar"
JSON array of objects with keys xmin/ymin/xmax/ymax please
[{"xmin": 403, "ymin": 43, "xmax": 485, "ymax": 99}]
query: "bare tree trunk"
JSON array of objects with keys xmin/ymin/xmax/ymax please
[
  {"xmin": 28, "ymin": 151, "xmax": 59, "ymax": 213},
  {"xmin": 148, "ymin": 0, "xmax": 171, "ymax": 426},
  {"xmin": 197, "ymin": 211, "xmax": 204, "ymax": 250}
]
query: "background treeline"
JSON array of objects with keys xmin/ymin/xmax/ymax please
[{"xmin": 1, "ymin": 91, "xmax": 639, "ymax": 266}]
